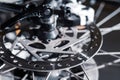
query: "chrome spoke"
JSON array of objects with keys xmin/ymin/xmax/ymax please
[
  {"xmin": 21, "ymin": 73, "xmax": 29, "ymax": 80},
  {"xmin": 95, "ymin": 2, "xmax": 105, "ymax": 22},
  {"xmin": 97, "ymin": 7, "xmax": 120, "ymax": 27},
  {"xmin": 0, "ymin": 66, "xmax": 16, "ymax": 74}
]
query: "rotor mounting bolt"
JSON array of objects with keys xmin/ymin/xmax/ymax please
[{"xmin": 44, "ymin": 8, "xmax": 51, "ymax": 16}]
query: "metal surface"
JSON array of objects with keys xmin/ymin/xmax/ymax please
[
  {"xmin": 0, "ymin": 59, "xmax": 99, "ymax": 80},
  {"xmin": 0, "ymin": 0, "xmax": 119, "ymax": 80},
  {"xmin": 0, "ymin": 0, "xmax": 102, "ymax": 72},
  {"xmin": 0, "ymin": 22, "xmax": 102, "ymax": 71}
]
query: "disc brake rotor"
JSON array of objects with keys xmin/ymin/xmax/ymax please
[
  {"xmin": 0, "ymin": 59, "xmax": 98, "ymax": 80},
  {"xmin": 0, "ymin": 9, "xmax": 102, "ymax": 71}
]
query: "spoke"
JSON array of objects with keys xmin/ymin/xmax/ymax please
[
  {"xmin": 0, "ymin": 64, "xmax": 19, "ymax": 79},
  {"xmin": 66, "ymin": 23, "xmax": 120, "ymax": 48},
  {"xmin": 21, "ymin": 73, "xmax": 29, "ymax": 80},
  {"xmin": 98, "ymin": 50, "xmax": 120, "ymax": 59},
  {"xmin": 0, "ymin": 73, "xmax": 20, "ymax": 79},
  {"xmin": 45, "ymin": 72, "xmax": 52, "ymax": 80},
  {"xmin": 80, "ymin": 59, "xmax": 120, "ymax": 75},
  {"xmin": 97, "ymin": 52, "xmax": 120, "ymax": 56},
  {"xmin": 0, "ymin": 63, "xmax": 6, "ymax": 69},
  {"xmin": 63, "ymin": 58, "xmax": 120, "ymax": 79},
  {"xmin": 100, "ymin": 23, "xmax": 120, "ymax": 32},
  {"xmin": 67, "ymin": 24, "xmax": 120, "ymax": 34},
  {"xmin": 32, "ymin": 72, "xmax": 36, "ymax": 80},
  {"xmin": 97, "ymin": 7, "xmax": 120, "ymax": 27},
  {"xmin": 81, "ymin": 65, "xmax": 90, "ymax": 80},
  {"xmin": 72, "ymin": 23, "xmax": 120, "ymax": 43},
  {"xmin": 95, "ymin": 2, "xmax": 105, "ymax": 22},
  {"xmin": 64, "ymin": 70, "xmax": 84, "ymax": 80},
  {"xmin": 0, "ymin": 66, "xmax": 16, "ymax": 74},
  {"xmin": 101, "ymin": 23, "xmax": 120, "ymax": 35}
]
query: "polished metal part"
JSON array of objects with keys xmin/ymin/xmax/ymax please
[
  {"xmin": 0, "ymin": 22, "xmax": 102, "ymax": 71},
  {"xmin": 0, "ymin": 0, "xmax": 102, "ymax": 71},
  {"xmin": 0, "ymin": 59, "xmax": 99, "ymax": 80}
]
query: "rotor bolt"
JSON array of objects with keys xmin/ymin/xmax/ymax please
[{"xmin": 44, "ymin": 8, "xmax": 51, "ymax": 16}]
